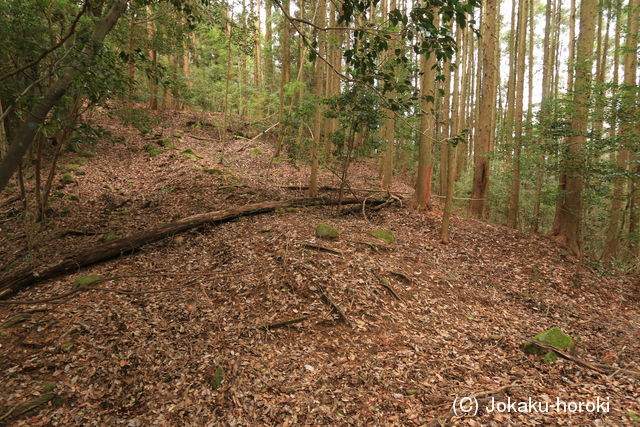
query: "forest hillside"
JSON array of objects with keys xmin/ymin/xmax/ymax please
[{"xmin": 0, "ymin": 108, "xmax": 638, "ymax": 425}]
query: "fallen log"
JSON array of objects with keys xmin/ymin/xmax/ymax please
[{"xmin": 0, "ymin": 197, "xmax": 385, "ymax": 299}]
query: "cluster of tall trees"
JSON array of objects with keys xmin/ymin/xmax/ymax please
[{"xmin": 0, "ymin": 0, "xmax": 638, "ymax": 266}]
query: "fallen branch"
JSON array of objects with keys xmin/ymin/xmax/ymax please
[
  {"xmin": 525, "ymin": 338, "xmax": 609, "ymax": 374},
  {"xmin": 0, "ymin": 195, "xmax": 20, "ymax": 208},
  {"xmin": 0, "ymin": 268, "xmax": 268, "ymax": 305},
  {"xmin": 0, "ymin": 393, "xmax": 56, "ymax": 422},
  {"xmin": 281, "ymin": 184, "xmax": 411, "ymax": 196},
  {"xmin": 236, "ymin": 122, "xmax": 280, "ymax": 151},
  {"xmin": 187, "ymin": 134, "xmax": 211, "ymax": 141},
  {"xmin": 0, "ymin": 197, "xmax": 384, "ymax": 299},
  {"xmin": 257, "ymin": 314, "xmax": 313, "ymax": 330}
]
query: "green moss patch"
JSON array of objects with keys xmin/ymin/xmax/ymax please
[
  {"xmin": 523, "ymin": 327, "xmax": 575, "ymax": 363},
  {"xmin": 370, "ymin": 229, "xmax": 396, "ymax": 244},
  {"xmin": 72, "ymin": 275, "xmax": 103, "ymax": 290},
  {"xmin": 316, "ymin": 223, "xmax": 340, "ymax": 239},
  {"xmin": 157, "ymin": 137, "xmax": 173, "ymax": 147},
  {"xmin": 61, "ymin": 165, "xmax": 86, "ymax": 175},
  {"xmin": 60, "ymin": 173, "xmax": 74, "ymax": 185},
  {"xmin": 101, "ymin": 232, "xmax": 118, "ymax": 243},
  {"xmin": 70, "ymin": 157, "xmax": 87, "ymax": 165},
  {"xmin": 207, "ymin": 366, "xmax": 224, "ymax": 390}
]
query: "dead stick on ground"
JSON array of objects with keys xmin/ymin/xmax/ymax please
[
  {"xmin": 257, "ymin": 314, "xmax": 313, "ymax": 330},
  {"xmin": 524, "ymin": 338, "xmax": 610, "ymax": 375},
  {"xmin": 303, "ymin": 243, "xmax": 343, "ymax": 255},
  {"xmin": 525, "ymin": 338, "xmax": 640, "ymax": 378}
]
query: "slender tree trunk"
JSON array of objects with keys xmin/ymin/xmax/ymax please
[
  {"xmin": 415, "ymin": 12, "xmax": 439, "ymax": 209},
  {"xmin": 440, "ymin": 140, "xmax": 457, "ymax": 243},
  {"xmin": 264, "ymin": 0, "xmax": 273, "ymax": 89},
  {"xmin": 253, "ymin": 0, "xmax": 263, "ymax": 88},
  {"xmin": 127, "ymin": 12, "xmax": 136, "ymax": 110},
  {"xmin": 602, "ymin": 0, "xmax": 625, "ymax": 260},
  {"xmin": 381, "ymin": 0, "xmax": 398, "ymax": 190},
  {"xmin": 506, "ymin": 0, "xmax": 528, "ymax": 228},
  {"xmin": 622, "ymin": 0, "xmax": 639, "ymax": 258},
  {"xmin": 438, "ymin": 60, "xmax": 452, "ymax": 196},
  {"xmin": 0, "ymin": 100, "xmax": 7, "ymax": 160},
  {"xmin": 309, "ymin": 0, "xmax": 326, "ymax": 196},
  {"xmin": 222, "ymin": 8, "xmax": 233, "ymax": 155},
  {"xmin": 147, "ymin": 6, "xmax": 158, "ymax": 110},
  {"xmin": 276, "ymin": 0, "xmax": 291, "ymax": 157}
]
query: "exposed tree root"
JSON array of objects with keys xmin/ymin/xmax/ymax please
[{"xmin": 316, "ymin": 285, "xmax": 351, "ymax": 326}]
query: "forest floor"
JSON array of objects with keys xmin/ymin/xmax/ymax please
[{"xmin": 0, "ymin": 108, "xmax": 639, "ymax": 426}]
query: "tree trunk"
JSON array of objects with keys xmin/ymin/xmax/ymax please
[
  {"xmin": 506, "ymin": 0, "xmax": 528, "ymax": 229},
  {"xmin": 276, "ymin": 0, "xmax": 291, "ymax": 157},
  {"xmin": 147, "ymin": 6, "xmax": 158, "ymax": 110},
  {"xmin": 470, "ymin": 0, "xmax": 499, "ymax": 217},
  {"xmin": 438, "ymin": 60, "xmax": 452, "ymax": 196},
  {"xmin": 440, "ymin": 141, "xmax": 457, "ymax": 243},
  {"xmin": 602, "ymin": 0, "xmax": 625, "ymax": 260},
  {"xmin": 621, "ymin": 0, "xmax": 639, "ymax": 258},
  {"xmin": 552, "ymin": 0, "xmax": 597, "ymax": 256},
  {"xmin": 309, "ymin": 0, "xmax": 326, "ymax": 196},
  {"xmin": 415, "ymin": 12, "xmax": 439, "ymax": 209},
  {"xmin": 0, "ymin": 99, "xmax": 7, "ymax": 160}
]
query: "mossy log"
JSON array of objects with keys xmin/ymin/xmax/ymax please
[{"xmin": 0, "ymin": 197, "xmax": 386, "ymax": 299}]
